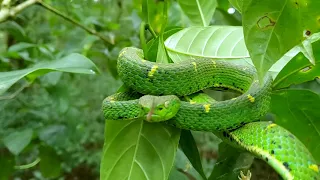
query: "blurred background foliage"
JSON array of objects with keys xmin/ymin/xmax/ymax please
[{"xmin": 1, "ymin": 0, "xmax": 317, "ymax": 179}]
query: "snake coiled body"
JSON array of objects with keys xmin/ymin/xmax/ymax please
[
  {"xmin": 102, "ymin": 47, "xmax": 320, "ymax": 179},
  {"xmin": 112, "ymin": 47, "xmax": 272, "ymax": 131}
]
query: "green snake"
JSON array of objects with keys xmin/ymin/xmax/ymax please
[{"xmin": 102, "ymin": 47, "xmax": 319, "ymax": 179}]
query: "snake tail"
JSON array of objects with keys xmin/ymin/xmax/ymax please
[{"xmin": 225, "ymin": 121, "xmax": 320, "ymax": 180}]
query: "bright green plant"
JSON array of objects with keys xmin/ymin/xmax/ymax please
[
  {"xmin": 101, "ymin": 0, "xmax": 320, "ymax": 179},
  {"xmin": 0, "ymin": 0, "xmax": 320, "ymax": 179}
]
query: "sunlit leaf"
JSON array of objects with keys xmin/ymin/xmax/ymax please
[
  {"xmin": 178, "ymin": 0, "xmax": 217, "ymax": 26},
  {"xmin": 100, "ymin": 120, "xmax": 180, "ymax": 180},
  {"xmin": 3, "ymin": 129, "xmax": 33, "ymax": 155},
  {"xmin": 270, "ymin": 89, "xmax": 320, "ymax": 162},
  {"xmin": 0, "ymin": 53, "xmax": 98, "ymax": 95},
  {"xmin": 273, "ymin": 40, "xmax": 320, "ymax": 89},
  {"xmin": 165, "ymin": 26, "xmax": 249, "ymax": 62},
  {"xmin": 300, "ymin": 39, "xmax": 315, "ymax": 65},
  {"xmin": 241, "ymin": 0, "xmax": 320, "ymax": 80}
]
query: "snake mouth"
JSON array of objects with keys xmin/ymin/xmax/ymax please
[
  {"xmin": 146, "ymin": 109, "xmax": 169, "ymax": 122},
  {"xmin": 146, "ymin": 107, "xmax": 154, "ymax": 121},
  {"xmin": 145, "ymin": 114, "xmax": 161, "ymax": 122}
]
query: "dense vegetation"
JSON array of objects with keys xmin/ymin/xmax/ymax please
[{"xmin": 0, "ymin": 0, "xmax": 319, "ymax": 180}]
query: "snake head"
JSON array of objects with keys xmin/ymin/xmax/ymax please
[{"xmin": 139, "ymin": 95, "xmax": 181, "ymax": 122}]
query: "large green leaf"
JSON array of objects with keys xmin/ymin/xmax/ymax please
[
  {"xmin": 165, "ymin": 26, "xmax": 249, "ymax": 62},
  {"xmin": 100, "ymin": 120, "xmax": 180, "ymax": 180},
  {"xmin": 3, "ymin": 129, "xmax": 33, "ymax": 155},
  {"xmin": 270, "ymin": 89, "xmax": 320, "ymax": 162},
  {"xmin": 273, "ymin": 39, "xmax": 320, "ymax": 89},
  {"xmin": 0, "ymin": 53, "xmax": 98, "ymax": 95},
  {"xmin": 241, "ymin": 0, "xmax": 320, "ymax": 80},
  {"xmin": 177, "ymin": 0, "xmax": 217, "ymax": 26}
]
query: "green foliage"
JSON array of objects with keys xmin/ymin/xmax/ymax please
[
  {"xmin": 0, "ymin": 0, "xmax": 320, "ymax": 179},
  {"xmin": 178, "ymin": 0, "xmax": 217, "ymax": 26},
  {"xmin": 239, "ymin": 0, "xmax": 320, "ymax": 79},
  {"xmin": 39, "ymin": 146, "xmax": 61, "ymax": 178},
  {"xmin": 270, "ymin": 89, "xmax": 320, "ymax": 162},
  {"xmin": 0, "ymin": 152, "xmax": 15, "ymax": 180},
  {"xmin": 0, "ymin": 53, "xmax": 97, "ymax": 95},
  {"xmin": 208, "ymin": 142, "xmax": 245, "ymax": 180},
  {"xmin": 179, "ymin": 130, "xmax": 206, "ymax": 179},
  {"xmin": 100, "ymin": 121, "xmax": 180, "ymax": 180},
  {"xmin": 3, "ymin": 129, "xmax": 33, "ymax": 155},
  {"xmin": 273, "ymin": 39, "xmax": 320, "ymax": 89}
]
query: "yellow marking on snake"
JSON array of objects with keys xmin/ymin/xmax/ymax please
[
  {"xmin": 109, "ymin": 100, "xmax": 115, "ymax": 103},
  {"xmin": 192, "ymin": 62, "xmax": 197, "ymax": 71},
  {"xmin": 266, "ymin": 123, "xmax": 277, "ymax": 130},
  {"xmin": 247, "ymin": 94, "xmax": 255, "ymax": 103},
  {"xmin": 119, "ymin": 50, "xmax": 126, "ymax": 57},
  {"xmin": 231, "ymin": 98, "xmax": 237, "ymax": 100},
  {"xmin": 229, "ymin": 133, "xmax": 294, "ymax": 180},
  {"xmin": 203, "ymin": 104, "xmax": 211, "ymax": 113},
  {"xmin": 309, "ymin": 164, "xmax": 319, "ymax": 172},
  {"xmin": 211, "ymin": 60, "xmax": 217, "ymax": 68},
  {"xmin": 189, "ymin": 100, "xmax": 196, "ymax": 104},
  {"xmin": 148, "ymin": 65, "xmax": 158, "ymax": 77},
  {"xmin": 141, "ymin": 59, "xmax": 146, "ymax": 63}
]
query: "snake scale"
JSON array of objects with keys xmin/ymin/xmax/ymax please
[{"xmin": 102, "ymin": 47, "xmax": 319, "ymax": 179}]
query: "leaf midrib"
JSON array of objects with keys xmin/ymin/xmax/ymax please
[
  {"xmin": 195, "ymin": 0, "xmax": 206, "ymax": 26},
  {"xmin": 127, "ymin": 120, "xmax": 144, "ymax": 180},
  {"xmin": 256, "ymin": 0, "xmax": 288, "ymax": 74}
]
